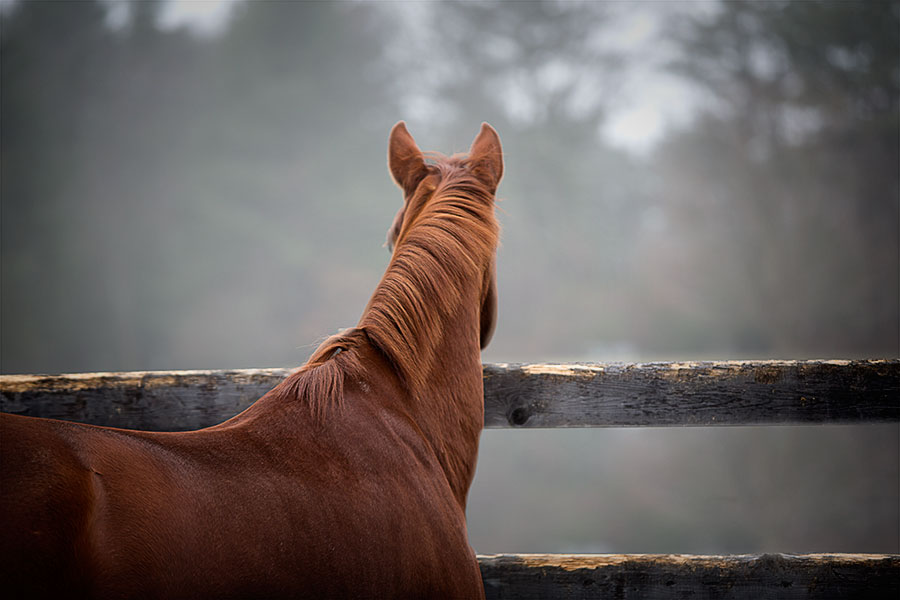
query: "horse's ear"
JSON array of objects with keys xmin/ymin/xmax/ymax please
[
  {"xmin": 468, "ymin": 122, "xmax": 503, "ymax": 194},
  {"xmin": 388, "ymin": 121, "xmax": 428, "ymax": 198}
]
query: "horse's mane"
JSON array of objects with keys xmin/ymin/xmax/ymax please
[{"xmin": 274, "ymin": 157, "xmax": 500, "ymax": 420}]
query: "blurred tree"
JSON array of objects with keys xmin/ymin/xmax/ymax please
[
  {"xmin": 640, "ymin": 0, "xmax": 900, "ymax": 357},
  {"xmin": 2, "ymin": 0, "xmax": 123, "ymax": 370},
  {"xmin": 150, "ymin": 0, "xmax": 399, "ymax": 369},
  {"xmin": 383, "ymin": 0, "xmax": 651, "ymax": 360},
  {"xmin": 0, "ymin": 0, "xmax": 398, "ymax": 372}
]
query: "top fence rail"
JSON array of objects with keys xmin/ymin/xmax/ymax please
[{"xmin": 1, "ymin": 360, "xmax": 897, "ymax": 430}]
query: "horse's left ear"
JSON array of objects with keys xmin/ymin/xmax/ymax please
[
  {"xmin": 389, "ymin": 121, "xmax": 428, "ymax": 198},
  {"xmin": 468, "ymin": 123, "xmax": 503, "ymax": 194}
]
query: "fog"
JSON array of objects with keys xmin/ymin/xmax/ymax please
[{"xmin": 2, "ymin": 0, "xmax": 897, "ymax": 554}]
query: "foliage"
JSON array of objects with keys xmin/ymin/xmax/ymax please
[{"xmin": 640, "ymin": 0, "xmax": 900, "ymax": 356}]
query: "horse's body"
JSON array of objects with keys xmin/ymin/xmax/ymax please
[{"xmin": 1, "ymin": 123, "xmax": 503, "ymax": 599}]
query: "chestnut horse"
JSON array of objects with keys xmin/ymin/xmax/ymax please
[{"xmin": 0, "ymin": 122, "xmax": 502, "ymax": 599}]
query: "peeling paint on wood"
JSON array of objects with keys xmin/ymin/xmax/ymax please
[
  {"xmin": 1, "ymin": 360, "xmax": 897, "ymax": 431},
  {"xmin": 476, "ymin": 553, "xmax": 900, "ymax": 599},
  {"xmin": 519, "ymin": 364, "xmax": 604, "ymax": 377}
]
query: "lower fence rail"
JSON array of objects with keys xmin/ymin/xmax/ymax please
[{"xmin": 476, "ymin": 553, "xmax": 899, "ymax": 599}]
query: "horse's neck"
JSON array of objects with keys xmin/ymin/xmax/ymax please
[
  {"xmin": 362, "ymin": 275, "xmax": 485, "ymax": 510},
  {"xmin": 406, "ymin": 297, "xmax": 484, "ymax": 509}
]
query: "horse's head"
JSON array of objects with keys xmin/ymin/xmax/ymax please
[{"xmin": 385, "ymin": 122, "xmax": 503, "ymax": 350}]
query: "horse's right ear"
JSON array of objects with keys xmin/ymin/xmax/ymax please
[
  {"xmin": 468, "ymin": 122, "xmax": 503, "ymax": 194},
  {"xmin": 388, "ymin": 122, "xmax": 428, "ymax": 198}
]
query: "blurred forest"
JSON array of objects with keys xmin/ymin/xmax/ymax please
[{"xmin": 1, "ymin": 0, "xmax": 898, "ymax": 554}]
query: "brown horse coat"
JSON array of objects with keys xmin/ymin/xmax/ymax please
[{"xmin": 0, "ymin": 122, "xmax": 503, "ymax": 599}]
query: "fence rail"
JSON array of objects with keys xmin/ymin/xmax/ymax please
[
  {"xmin": 478, "ymin": 553, "xmax": 900, "ymax": 599},
  {"xmin": 2, "ymin": 360, "xmax": 898, "ymax": 598},
  {"xmin": 2, "ymin": 360, "xmax": 898, "ymax": 430}
]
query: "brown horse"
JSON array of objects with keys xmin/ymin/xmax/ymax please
[{"xmin": 0, "ymin": 122, "xmax": 503, "ymax": 599}]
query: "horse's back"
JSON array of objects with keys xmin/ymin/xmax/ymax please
[
  {"xmin": 238, "ymin": 387, "xmax": 484, "ymax": 598},
  {"xmin": 0, "ymin": 397, "xmax": 484, "ymax": 599},
  {"xmin": 1, "ymin": 413, "xmax": 98, "ymax": 598}
]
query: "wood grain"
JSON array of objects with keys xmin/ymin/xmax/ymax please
[
  {"xmin": 482, "ymin": 360, "xmax": 900, "ymax": 428},
  {"xmin": 0, "ymin": 369, "xmax": 292, "ymax": 431},
  {"xmin": 1, "ymin": 360, "xmax": 897, "ymax": 431},
  {"xmin": 476, "ymin": 553, "xmax": 900, "ymax": 599}
]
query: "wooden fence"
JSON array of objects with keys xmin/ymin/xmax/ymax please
[{"xmin": 2, "ymin": 359, "xmax": 898, "ymax": 598}]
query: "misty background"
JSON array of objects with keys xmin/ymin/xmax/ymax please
[{"xmin": 1, "ymin": 0, "xmax": 897, "ymax": 554}]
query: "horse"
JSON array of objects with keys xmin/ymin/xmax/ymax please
[{"xmin": 0, "ymin": 122, "xmax": 503, "ymax": 599}]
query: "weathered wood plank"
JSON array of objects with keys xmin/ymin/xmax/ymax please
[
  {"xmin": 482, "ymin": 360, "xmax": 900, "ymax": 428},
  {"xmin": 0, "ymin": 369, "xmax": 292, "ymax": 431},
  {"xmin": 1, "ymin": 360, "xmax": 897, "ymax": 431},
  {"xmin": 476, "ymin": 553, "xmax": 900, "ymax": 599}
]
